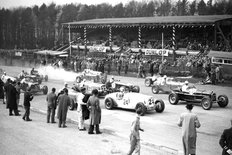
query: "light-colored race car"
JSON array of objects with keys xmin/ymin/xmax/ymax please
[
  {"xmin": 104, "ymin": 91, "xmax": 165, "ymax": 116},
  {"xmin": 151, "ymin": 79, "xmax": 184, "ymax": 94},
  {"xmin": 76, "ymin": 69, "xmax": 107, "ymax": 84},
  {"xmin": 1, "ymin": 75, "xmax": 17, "ymax": 83}
]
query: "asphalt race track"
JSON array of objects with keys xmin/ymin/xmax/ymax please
[{"xmin": 1, "ymin": 65, "xmax": 232, "ymax": 155}]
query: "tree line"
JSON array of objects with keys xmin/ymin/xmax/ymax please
[{"xmin": 0, "ymin": 0, "xmax": 231, "ymax": 49}]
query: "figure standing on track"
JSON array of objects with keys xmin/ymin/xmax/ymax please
[
  {"xmin": 46, "ymin": 88, "xmax": 57, "ymax": 123},
  {"xmin": 219, "ymin": 119, "xmax": 232, "ymax": 155},
  {"xmin": 23, "ymin": 87, "xmax": 33, "ymax": 121},
  {"xmin": 7, "ymin": 81, "xmax": 20, "ymax": 116},
  {"xmin": 127, "ymin": 108, "xmax": 144, "ymax": 155},
  {"xmin": 15, "ymin": 82, "xmax": 21, "ymax": 108},
  {"xmin": 177, "ymin": 104, "xmax": 201, "ymax": 155},
  {"xmin": 77, "ymin": 87, "xmax": 89, "ymax": 131},
  {"xmin": 57, "ymin": 88, "xmax": 70, "ymax": 128},
  {"xmin": 0, "ymin": 78, "xmax": 5, "ymax": 104},
  {"xmin": 87, "ymin": 89, "xmax": 102, "ymax": 134}
]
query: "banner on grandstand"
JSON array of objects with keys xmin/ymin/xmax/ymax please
[
  {"xmin": 144, "ymin": 49, "xmax": 169, "ymax": 56},
  {"xmin": 89, "ymin": 46, "xmax": 107, "ymax": 53},
  {"xmin": 15, "ymin": 51, "xmax": 22, "ymax": 56}
]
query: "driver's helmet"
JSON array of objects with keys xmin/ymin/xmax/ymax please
[
  {"xmin": 110, "ymin": 76, "xmax": 114, "ymax": 83},
  {"xmin": 185, "ymin": 81, "xmax": 189, "ymax": 85},
  {"xmin": 3, "ymin": 72, "xmax": 6, "ymax": 75},
  {"xmin": 163, "ymin": 75, "xmax": 167, "ymax": 79},
  {"xmin": 119, "ymin": 86, "xmax": 125, "ymax": 92}
]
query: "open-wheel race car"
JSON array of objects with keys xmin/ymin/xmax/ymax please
[
  {"xmin": 151, "ymin": 79, "xmax": 184, "ymax": 94},
  {"xmin": 168, "ymin": 89, "xmax": 229, "ymax": 110},
  {"xmin": 20, "ymin": 76, "xmax": 48, "ymax": 95},
  {"xmin": 104, "ymin": 91, "xmax": 165, "ymax": 116},
  {"xmin": 75, "ymin": 69, "xmax": 107, "ymax": 84},
  {"xmin": 110, "ymin": 81, "xmax": 140, "ymax": 93},
  {"xmin": 30, "ymin": 69, "xmax": 48, "ymax": 84}
]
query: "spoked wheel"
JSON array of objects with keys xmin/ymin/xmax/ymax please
[
  {"xmin": 168, "ymin": 93, "xmax": 179, "ymax": 105},
  {"xmin": 201, "ymin": 97, "xmax": 212, "ymax": 110},
  {"xmin": 151, "ymin": 85, "xmax": 159, "ymax": 94},
  {"xmin": 217, "ymin": 95, "xmax": 229, "ymax": 108},
  {"xmin": 155, "ymin": 100, "xmax": 165, "ymax": 113},
  {"xmin": 135, "ymin": 102, "xmax": 147, "ymax": 116},
  {"xmin": 105, "ymin": 98, "xmax": 114, "ymax": 110},
  {"xmin": 145, "ymin": 79, "xmax": 151, "ymax": 87}
]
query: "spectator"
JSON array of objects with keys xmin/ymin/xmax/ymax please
[
  {"xmin": 77, "ymin": 87, "xmax": 87, "ymax": 131},
  {"xmin": 177, "ymin": 103, "xmax": 201, "ymax": 155},
  {"xmin": 23, "ymin": 87, "xmax": 33, "ymax": 121},
  {"xmin": 57, "ymin": 88, "xmax": 70, "ymax": 128},
  {"xmin": 87, "ymin": 89, "xmax": 102, "ymax": 134},
  {"xmin": 219, "ymin": 119, "xmax": 232, "ymax": 155},
  {"xmin": 0, "ymin": 78, "xmax": 5, "ymax": 104},
  {"xmin": 127, "ymin": 108, "xmax": 144, "ymax": 155},
  {"xmin": 7, "ymin": 81, "xmax": 20, "ymax": 116},
  {"xmin": 46, "ymin": 88, "xmax": 57, "ymax": 123},
  {"xmin": 15, "ymin": 82, "xmax": 21, "ymax": 108}
]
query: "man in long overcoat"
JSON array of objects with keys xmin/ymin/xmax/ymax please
[
  {"xmin": 86, "ymin": 89, "xmax": 101, "ymax": 134},
  {"xmin": 0, "ymin": 78, "xmax": 5, "ymax": 104},
  {"xmin": 177, "ymin": 104, "xmax": 201, "ymax": 155},
  {"xmin": 57, "ymin": 88, "xmax": 70, "ymax": 128},
  {"xmin": 7, "ymin": 81, "xmax": 20, "ymax": 116},
  {"xmin": 219, "ymin": 119, "xmax": 232, "ymax": 155}
]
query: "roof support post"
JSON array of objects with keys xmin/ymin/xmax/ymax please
[
  {"xmin": 69, "ymin": 24, "xmax": 72, "ymax": 56},
  {"xmin": 172, "ymin": 25, "xmax": 176, "ymax": 61},
  {"xmin": 61, "ymin": 25, "xmax": 64, "ymax": 46},
  {"xmin": 214, "ymin": 24, "xmax": 217, "ymax": 47},
  {"xmin": 109, "ymin": 26, "xmax": 112, "ymax": 52},
  {"xmin": 216, "ymin": 23, "xmax": 231, "ymax": 51},
  {"xmin": 84, "ymin": 26, "xmax": 87, "ymax": 56},
  {"xmin": 138, "ymin": 26, "xmax": 141, "ymax": 48}
]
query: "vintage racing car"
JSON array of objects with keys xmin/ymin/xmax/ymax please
[
  {"xmin": 30, "ymin": 69, "xmax": 48, "ymax": 84},
  {"xmin": 168, "ymin": 89, "xmax": 229, "ymax": 110},
  {"xmin": 1, "ymin": 74, "xmax": 17, "ymax": 83},
  {"xmin": 109, "ymin": 81, "xmax": 140, "ymax": 93},
  {"xmin": 151, "ymin": 79, "xmax": 184, "ymax": 94},
  {"xmin": 76, "ymin": 69, "xmax": 107, "ymax": 84},
  {"xmin": 104, "ymin": 91, "xmax": 165, "ymax": 115},
  {"xmin": 20, "ymin": 76, "xmax": 48, "ymax": 95}
]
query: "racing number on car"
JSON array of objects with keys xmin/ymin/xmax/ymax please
[{"xmin": 123, "ymin": 99, "xmax": 130, "ymax": 105}]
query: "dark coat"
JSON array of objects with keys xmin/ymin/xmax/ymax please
[
  {"xmin": 57, "ymin": 94, "xmax": 70, "ymax": 122},
  {"xmin": 219, "ymin": 127, "xmax": 232, "ymax": 155},
  {"xmin": 46, "ymin": 92, "xmax": 57, "ymax": 108},
  {"xmin": 23, "ymin": 91, "xmax": 33, "ymax": 107},
  {"xmin": 0, "ymin": 79, "xmax": 4, "ymax": 99},
  {"xmin": 87, "ymin": 96, "xmax": 101, "ymax": 125},
  {"xmin": 6, "ymin": 84, "xmax": 17, "ymax": 109}
]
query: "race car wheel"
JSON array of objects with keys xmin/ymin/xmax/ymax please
[
  {"xmin": 135, "ymin": 102, "xmax": 147, "ymax": 116},
  {"xmin": 105, "ymin": 98, "xmax": 114, "ymax": 110},
  {"xmin": 168, "ymin": 93, "xmax": 179, "ymax": 105},
  {"xmin": 76, "ymin": 76, "xmax": 81, "ymax": 83},
  {"xmin": 201, "ymin": 97, "xmax": 212, "ymax": 110},
  {"xmin": 44, "ymin": 75, "xmax": 48, "ymax": 82},
  {"xmin": 42, "ymin": 85, "xmax": 48, "ymax": 95},
  {"xmin": 145, "ymin": 79, "xmax": 151, "ymax": 87},
  {"xmin": 132, "ymin": 86, "xmax": 140, "ymax": 93},
  {"xmin": 155, "ymin": 100, "xmax": 165, "ymax": 113},
  {"xmin": 151, "ymin": 85, "xmax": 159, "ymax": 94},
  {"xmin": 217, "ymin": 95, "xmax": 229, "ymax": 108},
  {"xmin": 69, "ymin": 99, "xmax": 75, "ymax": 110}
]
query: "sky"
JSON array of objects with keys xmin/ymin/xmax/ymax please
[{"xmin": 0, "ymin": 0, "xmax": 133, "ymax": 9}]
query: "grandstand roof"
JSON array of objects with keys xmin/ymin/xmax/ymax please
[{"xmin": 63, "ymin": 15, "xmax": 232, "ymax": 28}]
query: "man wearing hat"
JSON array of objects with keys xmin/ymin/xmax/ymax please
[
  {"xmin": 219, "ymin": 120, "xmax": 232, "ymax": 155},
  {"xmin": 23, "ymin": 87, "xmax": 33, "ymax": 121},
  {"xmin": 182, "ymin": 81, "xmax": 190, "ymax": 92},
  {"xmin": 177, "ymin": 104, "xmax": 201, "ymax": 155}
]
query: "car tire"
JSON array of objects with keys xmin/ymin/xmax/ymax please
[
  {"xmin": 44, "ymin": 75, "xmax": 48, "ymax": 82},
  {"xmin": 151, "ymin": 85, "xmax": 159, "ymax": 94},
  {"xmin": 42, "ymin": 85, "xmax": 48, "ymax": 95},
  {"xmin": 105, "ymin": 98, "xmax": 114, "ymax": 110},
  {"xmin": 145, "ymin": 79, "xmax": 151, "ymax": 87},
  {"xmin": 201, "ymin": 97, "xmax": 212, "ymax": 110},
  {"xmin": 135, "ymin": 102, "xmax": 147, "ymax": 116},
  {"xmin": 76, "ymin": 76, "xmax": 81, "ymax": 83},
  {"xmin": 155, "ymin": 100, "xmax": 165, "ymax": 113},
  {"xmin": 69, "ymin": 99, "xmax": 75, "ymax": 110},
  {"xmin": 217, "ymin": 95, "xmax": 229, "ymax": 108},
  {"xmin": 168, "ymin": 93, "xmax": 179, "ymax": 105},
  {"xmin": 132, "ymin": 86, "xmax": 140, "ymax": 93}
]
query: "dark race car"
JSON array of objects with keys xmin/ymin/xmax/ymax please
[
  {"xmin": 30, "ymin": 70, "xmax": 48, "ymax": 84},
  {"xmin": 20, "ymin": 76, "xmax": 48, "ymax": 95},
  {"xmin": 168, "ymin": 88, "xmax": 229, "ymax": 110}
]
